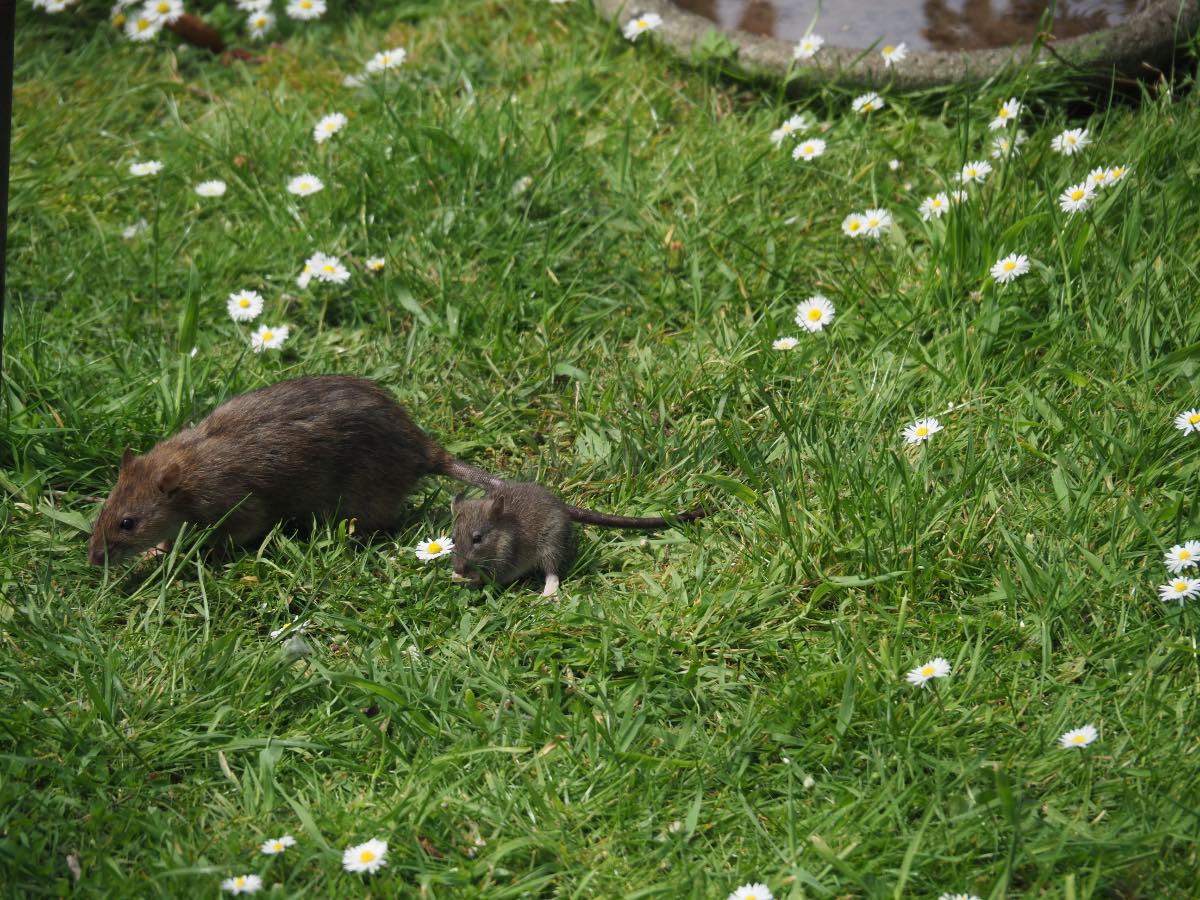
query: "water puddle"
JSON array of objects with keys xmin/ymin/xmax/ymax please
[{"xmin": 671, "ymin": 0, "xmax": 1145, "ymax": 51}]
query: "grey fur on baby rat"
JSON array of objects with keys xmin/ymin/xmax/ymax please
[
  {"xmin": 450, "ymin": 481, "xmax": 707, "ymax": 596},
  {"xmin": 88, "ymin": 375, "xmax": 501, "ymax": 565}
]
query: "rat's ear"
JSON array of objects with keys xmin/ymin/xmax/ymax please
[
  {"xmin": 452, "ymin": 491, "xmax": 465, "ymax": 511},
  {"xmin": 157, "ymin": 462, "xmax": 182, "ymax": 497},
  {"xmin": 121, "ymin": 447, "xmax": 134, "ymax": 469},
  {"xmin": 489, "ymin": 494, "xmax": 504, "ymax": 519}
]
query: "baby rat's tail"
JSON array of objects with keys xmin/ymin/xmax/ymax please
[
  {"xmin": 565, "ymin": 504, "xmax": 709, "ymax": 530},
  {"xmin": 440, "ymin": 456, "xmax": 504, "ymax": 491}
]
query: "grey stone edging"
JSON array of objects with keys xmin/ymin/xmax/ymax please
[{"xmin": 592, "ymin": 0, "xmax": 1200, "ymax": 91}]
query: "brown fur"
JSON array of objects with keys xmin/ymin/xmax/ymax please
[
  {"xmin": 451, "ymin": 481, "xmax": 706, "ymax": 595},
  {"xmin": 88, "ymin": 376, "xmax": 499, "ymax": 565}
]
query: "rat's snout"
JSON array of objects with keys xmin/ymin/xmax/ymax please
[{"xmin": 451, "ymin": 555, "xmax": 469, "ymax": 578}]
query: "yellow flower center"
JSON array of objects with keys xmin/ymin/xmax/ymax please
[
  {"xmin": 932, "ymin": 199, "xmax": 942, "ymax": 208},
  {"xmin": 156, "ymin": 2, "xmax": 168, "ymax": 12},
  {"xmin": 1071, "ymin": 189, "xmax": 1085, "ymax": 201},
  {"xmin": 883, "ymin": 45, "xmax": 894, "ymax": 54},
  {"xmin": 301, "ymin": 0, "xmax": 312, "ymax": 7},
  {"xmin": 273, "ymin": 841, "xmax": 284, "ymax": 850},
  {"xmin": 867, "ymin": 217, "xmax": 879, "ymax": 227},
  {"xmin": 360, "ymin": 850, "xmax": 376, "ymax": 863},
  {"xmin": 849, "ymin": 222, "xmax": 860, "ymax": 232},
  {"xmin": 1174, "ymin": 581, "xmax": 1188, "ymax": 591},
  {"xmin": 322, "ymin": 264, "xmax": 336, "ymax": 272},
  {"xmin": 916, "ymin": 426, "xmax": 928, "ymax": 437},
  {"xmin": 1072, "ymin": 734, "xmax": 1086, "ymax": 744},
  {"xmin": 254, "ymin": 15, "xmax": 265, "ymax": 25},
  {"xmin": 863, "ymin": 102, "xmax": 874, "ymax": 111},
  {"xmin": 1003, "ymin": 261, "xmax": 1016, "ymax": 271},
  {"xmin": 807, "ymin": 308, "xmax": 821, "ymax": 321},
  {"xmin": 235, "ymin": 877, "xmax": 246, "ymax": 888},
  {"xmin": 136, "ymin": 18, "xmax": 151, "ymax": 30},
  {"xmin": 239, "ymin": 298, "xmax": 250, "ymax": 308},
  {"xmin": 920, "ymin": 665, "xmax": 934, "ymax": 676},
  {"xmin": 1180, "ymin": 550, "xmax": 1192, "ymax": 560},
  {"xmin": 1066, "ymin": 136, "xmax": 1077, "ymax": 144},
  {"xmin": 1190, "ymin": 414, "xmax": 1200, "ymax": 425},
  {"xmin": 802, "ymin": 144, "xmax": 813, "ymax": 153},
  {"xmin": 261, "ymin": 331, "xmax": 274, "ymax": 342},
  {"xmin": 427, "ymin": 542, "xmax": 442, "ymax": 554},
  {"xmin": 326, "ymin": 122, "xmax": 337, "ymax": 130},
  {"xmin": 1110, "ymin": 168, "xmax": 1123, "ymax": 178},
  {"xmin": 114, "ymin": 12, "xmax": 125, "ymax": 25}
]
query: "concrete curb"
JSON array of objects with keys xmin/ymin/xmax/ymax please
[{"xmin": 593, "ymin": 0, "xmax": 1200, "ymax": 91}]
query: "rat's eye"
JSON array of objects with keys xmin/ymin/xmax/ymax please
[
  {"xmin": 471, "ymin": 532, "xmax": 483, "ymax": 545},
  {"xmin": 119, "ymin": 517, "xmax": 137, "ymax": 532}
]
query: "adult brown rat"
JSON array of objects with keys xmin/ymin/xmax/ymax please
[
  {"xmin": 450, "ymin": 481, "xmax": 706, "ymax": 596},
  {"xmin": 88, "ymin": 375, "xmax": 501, "ymax": 565}
]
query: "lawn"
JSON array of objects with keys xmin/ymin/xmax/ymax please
[{"xmin": 3, "ymin": 1, "xmax": 1200, "ymax": 897}]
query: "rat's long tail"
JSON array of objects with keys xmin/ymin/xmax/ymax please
[
  {"xmin": 440, "ymin": 456, "xmax": 505, "ymax": 491},
  {"xmin": 565, "ymin": 504, "xmax": 709, "ymax": 529}
]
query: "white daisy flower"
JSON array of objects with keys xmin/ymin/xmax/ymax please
[
  {"xmin": 1058, "ymin": 724, "xmax": 1098, "ymax": 749},
  {"xmin": 287, "ymin": 174, "xmax": 324, "ymax": 196},
  {"xmin": 1058, "ymin": 181, "xmax": 1094, "ymax": 215},
  {"xmin": 991, "ymin": 130, "xmax": 1027, "ymax": 159},
  {"xmin": 938, "ymin": 894, "xmax": 982, "ymax": 900},
  {"xmin": 221, "ymin": 874, "xmax": 263, "ymax": 895},
  {"xmin": 888, "ymin": 158, "xmax": 900, "ymax": 171},
  {"xmin": 772, "ymin": 337, "xmax": 799, "ymax": 350},
  {"xmin": 143, "ymin": 0, "xmax": 183, "ymax": 24},
  {"xmin": 1104, "ymin": 164, "xmax": 1129, "ymax": 184},
  {"xmin": 861, "ymin": 208, "xmax": 892, "ymax": 238},
  {"xmin": 110, "ymin": 1, "xmax": 134, "ymax": 27},
  {"xmin": 903, "ymin": 417, "xmax": 943, "ymax": 444},
  {"xmin": 251, "ymin": 324, "xmax": 290, "ymax": 353},
  {"xmin": 227, "ymin": 289, "xmax": 264, "ymax": 322},
  {"xmin": 919, "ymin": 193, "xmax": 950, "ymax": 220},
  {"xmin": 852, "ymin": 92, "xmax": 884, "ymax": 114},
  {"xmin": 195, "ymin": 179, "xmax": 227, "ymax": 198},
  {"xmin": 1175, "ymin": 409, "xmax": 1200, "ymax": 434},
  {"xmin": 313, "ymin": 112, "xmax": 348, "ymax": 144},
  {"xmin": 269, "ymin": 617, "xmax": 307, "ymax": 640},
  {"xmin": 1086, "ymin": 167, "xmax": 1109, "ymax": 189},
  {"xmin": 365, "ymin": 47, "xmax": 407, "ymax": 73},
  {"xmin": 313, "ymin": 255, "xmax": 350, "ymax": 284},
  {"xmin": 415, "ymin": 537, "xmax": 454, "ymax": 561},
  {"xmin": 343, "ymin": 838, "xmax": 388, "ymax": 874},
  {"xmin": 366, "ymin": 257, "xmax": 386, "ymax": 272},
  {"xmin": 880, "ymin": 42, "xmax": 907, "ymax": 66},
  {"xmin": 622, "ymin": 12, "xmax": 662, "ymax": 41},
  {"xmin": 1051, "ymin": 127, "xmax": 1091, "ymax": 156},
  {"xmin": 1164, "ymin": 541, "xmax": 1200, "ymax": 574},
  {"xmin": 841, "ymin": 212, "xmax": 866, "ymax": 237},
  {"xmin": 959, "ymin": 160, "xmax": 992, "ymax": 183},
  {"xmin": 236, "ymin": 0, "xmax": 271, "ymax": 10},
  {"xmin": 795, "ymin": 295, "xmax": 835, "ymax": 332},
  {"xmin": 285, "ymin": 0, "xmax": 325, "ymax": 20},
  {"xmin": 728, "ymin": 884, "xmax": 773, "ymax": 900},
  {"xmin": 1158, "ymin": 577, "xmax": 1200, "ymax": 602},
  {"xmin": 770, "ymin": 114, "xmax": 810, "ymax": 146},
  {"xmin": 511, "ymin": 175, "xmax": 534, "ymax": 196},
  {"xmin": 990, "ymin": 253, "xmax": 1030, "ymax": 284},
  {"xmin": 129, "ymin": 160, "xmax": 162, "ymax": 177},
  {"xmin": 949, "ymin": 188, "xmax": 969, "ymax": 204},
  {"xmin": 122, "ymin": 219, "xmax": 149, "ymax": 240},
  {"xmin": 261, "ymin": 835, "xmax": 296, "ymax": 855},
  {"xmin": 124, "ymin": 12, "xmax": 162, "ymax": 40},
  {"xmin": 793, "ymin": 33, "xmax": 824, "ymax": 60},
  {"xmin": 792, "ymin": 138, "xmax": 826, "ymax": 161},
  {"xmin": 905, "ymin": 657, "xmax": 951, "ymax": 686},
  {"xmin": 989, "ymin": 97, "xmax": 1021, "ymax": 130},
  {"xmin": 247, "ymin": 10, "xmax": 275, "ymax": 39}
]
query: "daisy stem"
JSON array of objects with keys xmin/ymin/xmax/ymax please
[{"xmin": 151, "ymin": 174, "xmax": 162, "ymax": 303}]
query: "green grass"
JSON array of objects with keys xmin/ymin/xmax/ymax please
[{"xmin": 4, "ymin": 1, "xmax": 1200, "ymax": 896}]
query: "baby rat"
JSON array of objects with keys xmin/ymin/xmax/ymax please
[
  {"xmin": 450, "ymin": 481, "xmax": 706, "ymax": 596},
  {"xmin": 88, "ymin": 375, "xmax": 501, "ymax": 565}
]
